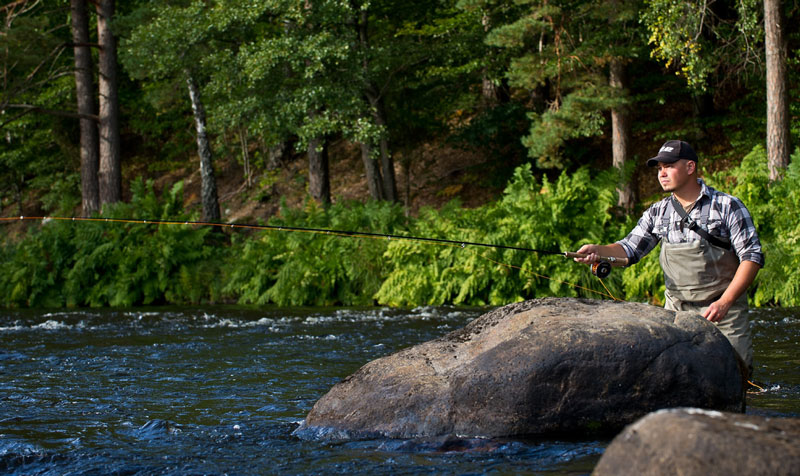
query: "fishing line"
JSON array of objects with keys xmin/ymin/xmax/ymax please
[
  {"xmin": 2, "ymin": 215, "xmax": 625, "ymax": 297},
  {"xmin": 478, "ymin": 254, "xmax": 622, "ymax": 301}
]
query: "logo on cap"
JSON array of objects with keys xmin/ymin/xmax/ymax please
[{"xmin": 659, "ymin": 146, "xmax": 674, "ymax": 153}]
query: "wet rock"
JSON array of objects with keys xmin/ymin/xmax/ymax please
[
  {"xmin": 298, "ymin": 297, "xmax": 745, "ymax": 439},
  {"xmin": 593, "ymin": 408, "xmax": 800, "ymax": 476}
]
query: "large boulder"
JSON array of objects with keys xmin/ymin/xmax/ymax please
[
  {"xmin": 593, "ymin": 408, "xmax": 800, "ymax": 476},
  {"xmin": 297, "ymin": 298, "xmax": 745, "ymax": 439}
]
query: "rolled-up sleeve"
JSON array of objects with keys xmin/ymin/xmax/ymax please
[
  {"xmin": 727, "ymin": 198, "xmax": 765, "ymax": 266},
  {"xmin": 616, "ymin": 204, "xmax": 661, "ymax": 265}
]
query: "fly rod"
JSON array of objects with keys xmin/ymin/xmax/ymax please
[{"xmin": 2, "ymin": 215, "xmax": 628, "ymax": 278}]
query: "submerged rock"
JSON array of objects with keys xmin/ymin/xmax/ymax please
[
  {"xmin": 593, "ymin": 408, "xmax": 800, "ymax": 476},
  {"xmin": 297, "ymin": 297, "xmax": 745, "ymax": 439}
]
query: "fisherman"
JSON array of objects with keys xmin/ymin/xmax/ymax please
[{"xmin": 573, "ymin": 140, "xmax": 764, "ymax": 374}]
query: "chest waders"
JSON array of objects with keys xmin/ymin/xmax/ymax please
[{"xmin": 659, "ymin": 197, "xmax": 752, "ymax": 370}]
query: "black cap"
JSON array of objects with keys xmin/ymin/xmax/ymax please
[{"xmin": 646, "ymin": 140, "xmax": 698, "ymax": 167}]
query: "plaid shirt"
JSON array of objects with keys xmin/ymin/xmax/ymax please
[{"xmin": 616, "ymin": 179, "xmax": 765, "ymax": 266}]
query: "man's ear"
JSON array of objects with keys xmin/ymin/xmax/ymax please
[{"xmin": 687, "ymin": 160, "xmax": 697, "ymax": 175}]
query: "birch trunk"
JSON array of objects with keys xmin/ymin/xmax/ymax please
[{"xmin": 186, "ymin": 76, "xmax": 221, "ymax": 222}]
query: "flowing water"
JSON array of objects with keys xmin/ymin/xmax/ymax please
[{"xmin": 1, "ymin": 305, "xmax": 798, "ymax": 475}]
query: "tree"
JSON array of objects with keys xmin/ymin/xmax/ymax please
[
  {"xmin": 610, "ymin": 58, "xmax": 633, "ymax": 211},
  {"xmin": 484, "ymin": 0, "xmax": 643, "ymax": 169},
  {"xmin": 308, "ymin": 136, "xmax": 331, "ymax": 205},
  {"xmin": 120, "ymin": 1, "xmax": 221, "ymax": 221},
  {"xmin": 764, "ymin": 0, "xmax": 790, "ymax": 180},
  {"xmin": 357, "ymin": 0, "xmax": 496, "ymax": 204},
  {"xmin": 642, "ymin": 0, "xmax": 793, "ymax": 180},
  {"xmin": 354, "ymin": 4, "xmax": 397, "ymax": 202},
  {"xmin": 0, "ymin": 0, "xmax": 84, "ymax": 214},
  {"xmin": 642, "ymin": 0, "xmax": 764, "ymax": 91},
  {"xmin": 95, "ymin": 0, "xmax": 121, "ymax": 205},
  {"xmin": 187, "ymin": 75, "xmax": 220, "ymax": 221},
  {"xmin": 70, "ymin": 0, "xmax": 99, "ymax": 214},
  {"xmin": 0, "ymin": 0, "xmax": 71, "ymax": 121}
]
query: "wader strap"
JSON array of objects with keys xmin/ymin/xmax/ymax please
[{"xmin": 670, "ymin": 196, "xmax": 732, "ymax": 251}]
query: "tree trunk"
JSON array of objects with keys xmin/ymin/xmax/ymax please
[
  {"xmin": 481, "ymin": 13, "xmax": 498, "ymax": 106},
  {"xmin": 364, "ymin": 88, "xmax": 397, "ymax": 202},
  {"xmin": 610, "ymin": 58, "xmax": 634, "ymax": 212},
  {"xmin": 71, "ymin": 0, "xmax": 99, "ymax": 215},
  {"xmin": 764, "ymin": 0, "xmax": 790, "ymax": 181},
  {"xmin": 267, "ymin": 141, "xmax": 288, "ymax": 170},
  {"xmin": 239, "ymin": 126, "xmax": 251, "ymax": 188},
  {"xmin": 95, "ymin": 0, "xmax": 121, "ymax": 205},
  {"xmin": 308, "ymin": 136, "xmax": 331, "ymax": 206},
  {"xmin": 357, "ymin": 9, "xmax": 397, "ymax": 202},
  {"xmin": 403, "ymin": 154, "xmax": 412, "ymax": 217},
  {"xmin": 360, "ymin": 143, "xmax": 385, "ymax": 200},
  {"xmin": 186, "ymin": 76, "xmax": 221, "ymax": 222}
]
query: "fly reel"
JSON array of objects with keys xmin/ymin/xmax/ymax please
[{"xmin": 591, "ymin": 260, "xmax": 613, "ymax": 279}]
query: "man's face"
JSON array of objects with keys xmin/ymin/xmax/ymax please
[{"xmin": 657, "ymin": 159, "xmax": 694, "ymax": 192}]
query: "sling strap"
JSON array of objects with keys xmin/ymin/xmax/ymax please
[{"xmin": 670, "ymin": 196, "xmax": 732, "ymax": 251}]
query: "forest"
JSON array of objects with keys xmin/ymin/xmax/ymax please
[{"xmin": 0, "ymin": 0, "xmax": 798, "ymax": 308}]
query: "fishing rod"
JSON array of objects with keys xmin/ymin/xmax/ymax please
[{"xmin": 1, "ymin": 215, "xmax": 628, "ymax": 278}]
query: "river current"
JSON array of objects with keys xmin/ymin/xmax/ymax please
[{"xmin": 1, "ymin": 305, "xmax": 798, "ymax": 475}]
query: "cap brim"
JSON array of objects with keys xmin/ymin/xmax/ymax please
[{"xmin": 646, "ymin": 156, "xmax": 681, "ymax": 167}]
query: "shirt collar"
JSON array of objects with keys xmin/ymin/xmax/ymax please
[{"xmin": 697, "ymin": 178, "xmax": 714, "ymax": 200}]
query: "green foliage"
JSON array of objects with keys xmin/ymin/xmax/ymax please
[
  {"xmin": 0, "ymin": 0, "xmax": 80, "ymax": 216},
  {"xmin": 707, "ymin": 145, "xmax": 800, "ymax": 306},
  {"xmin": 0, "ymin": 181, "xmax": 224, "ymax": 308},
  {"xmin": 522, "ymin": 86, "xmax": 618, "ymax": 167},
  {"xmin": 641, "ymin": 0, "xmax": 763, "ymax": 90},
  {"xmin": 621, "ymin": 249, "xmax": 664, "ymax": 305},
  {"xmin": 485, "ymin": 0, "xmax": 644, "ymax": 167},
  {"xmin": 376, "ymin": 164, "xmax": 632, "ymax": 306},
  {"xmin": 226, "ymin": 199, "xmax": 407, "ymax": 306},
  {"xmin": 6, "ymin": 147, "xmax": 800, "ymax": 308},
  {"xmin": 640, "ymin": 0, "xmax": 711, "ymax": 89}
]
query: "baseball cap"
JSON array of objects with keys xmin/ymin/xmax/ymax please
[{"xmin": 646, "ymin": 140, "xmax": 698, "ymax": 167}]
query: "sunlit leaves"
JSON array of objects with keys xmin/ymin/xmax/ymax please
[
  {"xmin": 640, "ymin": 0, "xmax": 764, "ymax": 90},
  {"xmin": 376, "ymin": 163, "xmax": 632, "ymax": 306}
]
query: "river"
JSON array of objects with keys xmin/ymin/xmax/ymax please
[{"xmin": 1, "ymin": 305, "xmax": 798, "ymax": 475}]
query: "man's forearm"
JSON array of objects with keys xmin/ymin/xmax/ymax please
[
  {"xmin": 720, "ymin": 260, "xmax": 761, "ymax": 305},
  {"xmin": 594, "ymin": 244, "xmax": 628, "ymax": 260}
]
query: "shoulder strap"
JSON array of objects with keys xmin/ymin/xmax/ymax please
[{"xmin": 670, "ymin": 196, "xmax": 732, "ymax": 250}]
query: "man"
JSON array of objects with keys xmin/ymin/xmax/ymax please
[{"xmin": 574, "ymin": 140, "xmax": 764, "ymax": 372}]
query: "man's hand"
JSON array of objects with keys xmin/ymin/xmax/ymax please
[
  {"xmin": 703, "ymin": 299, "xmax": 732, "ymax": 323},
  {"xmin": 573, "ymin": 244, "xmax": 600, "ymax": 264},
  {"xmin": 702, "ymin": 261, "xmax": 761, "ymax": 323}
]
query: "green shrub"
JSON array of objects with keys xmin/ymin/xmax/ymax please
[
  {"xmin": 376, "ymin": 164, "xmax": 634, "ymax": 306},
  {"xmin": 0, "ymin": 180, "xmax": 224, "ymax": 307},
  {"xmin": 225, "ymin": 199, "xmax": 407, "ymax": 306},
  {"xmin": 707, "ymin": 145, "xmax": 800, "ymax": 306},
  {"xmin": 5, "ymin": 147, "xmax": 795, "ymax": 309}
]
